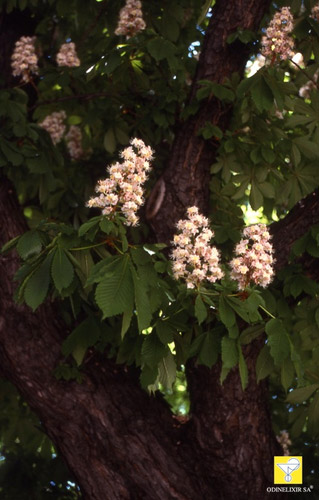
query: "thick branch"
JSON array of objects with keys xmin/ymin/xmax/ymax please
[
  {"xmin": 0, "ymin": 176, "xmax": 206, "ymax": 500},
  {"xmin": 271, "ymin": 190, "xmax": 319, "ymax": 273},
  {"xmin": 147, "ymin": 0, "xmax": 271, "ymax": 243}
]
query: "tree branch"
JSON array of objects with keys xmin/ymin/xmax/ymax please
[
  {"xmin": 146, "ymin": 0, "xmax": 272, "ymax": 243},
  {"xmin": 0, "ymin": 176, "xmax": 208, "ymax": 499}
]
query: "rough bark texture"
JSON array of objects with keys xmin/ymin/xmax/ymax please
[
  {"xmin": 271, "ymin": 190, "xmax": 319, "ymax": 273},
  {"xmin": 2, "ymin": 1, "xmax": 318, "ymax": 499},
  {"xmin": 146, "ymin": 0, "xmax": 271, "ymax": 243},
  {"xmin": 0, "ymin": 177, "xmax": 206, "ymax": 500},
  {"xmin": 186, "ymin": 339, "xmax": 281, "ymax": 500}
]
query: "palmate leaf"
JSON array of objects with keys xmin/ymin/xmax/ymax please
[{"xmin": 95, "ymin": 254, "xmax": 134, "ymax": 318}]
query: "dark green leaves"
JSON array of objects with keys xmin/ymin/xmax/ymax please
[
  {"xmin": 266, "ymin": 318, "xmax": 290, "ymax": 366},
  {"xmin": 17, "ymin": 231, "xmax": 42, "ymax": 260},
  {"xmin": 95, "ymin": 254, "xmax": 134, "ymax": 318},
  {"xmin": 256, "ymin": 344, "xmax": 275, "ymax": 383},
  {"xmin": 195, "ymin": 295, "xmax": 207, "ymax": 325},
  {"xmin": 51, "ymin": 248, "xmax": 74, "ymax": 293},
  {"xmin": 24, "ymin": 253, "xmax": 53, "ymax": 311},
  {"xmin": 147, "ymin": 38, "xmax": 176, "ymax": 62}
]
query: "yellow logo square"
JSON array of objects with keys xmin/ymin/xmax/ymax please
[{"xmin": 274, "ymin": 456, "xmax": 303, "ymax": 484}]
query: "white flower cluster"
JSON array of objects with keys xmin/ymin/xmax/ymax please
[
  {"xmin": 299, "ymin": 70, "xmax": 319, "ymax": 99},
  {"xmin": 11, "ymin": 36, "xmax": 38, "ymax": 83},
  {"xmin": 56, "ymin": 42, "xmax": 80, "ymax": 67},
  {"xmin": 311, "ymin": 4, "xmax": 319, "ymax": 21},
  {"xmin": 86, "ymin": 138, "xmax": 153, "ymax": 226},
  {"xmin": 230, "ymin": 224, "xmax": 274, "ymax": 290},
  {"xmin": 65, "ymin": 125, "xmax": 84, "ymax": 160},
  {"xmin": 171, "ymin": 207, "xmax": 224, "ymax": 289},
  {"xmin": 261, "ymin": 7, "xmax": 295, "ymax": 61},
  {"xmin": 115, "ymin": 0, "xmax": 146, "ymax": 38},
  {"xmin": 39, "ymin": 111, "xmax": 66, "ymax": 145},
  {"xmin": 276, "ymin": 430, "xmax": 291, "ymax": 456}
]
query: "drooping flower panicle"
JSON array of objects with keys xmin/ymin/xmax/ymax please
[
  {"xmin": 115, "ymin": 0, "xmax": 146, "ymax": 38},
  {"xmin": 86, "ymin": 138, "xmax": 153, "ymax": 226},
  {"xmin": 299, "ymin": 70, "xmax": 319, "ymax": 99},
  {"xmin": 261, "ymin": 6, "xmax": 295, "ymax": 61},
  {"xmin": 65, "ymin": 125, "xmax": 84, "ymax": 160},
  {"xmin": 56, "ymin": 42, "xmax": 80, "ymax": 67},
  {"xmin": 276, "ymin": 430, "xmax": 291, "ymax": 456},
  {"xmin": 311, "ymin": 4, "xmax": 319, "ymax": 22},
  {"xmin": 11, "ymin": 36, "xmax": 39, "ymax": 83},
  {"xmin": 230, "ymin": 224, "xmax": 274, "ymax": 290},
  {"xmin": 171, "ymin": 207, "xmax": 224, "ymax": 289},
  {"xmin": 39, "ymin": 111, "xmax": 66, "ymax": 145}
]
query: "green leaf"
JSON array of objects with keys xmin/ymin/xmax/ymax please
[
  {"xmin": 239, "ymin": 324, "xmax": 264, "ymax": 345},
  {"xmin": 198, "ymin": 330, "xmax": 220, "ymax": 368},
  {"xmin": 221, "ymin": 336, "xmax": 238, "ymax": 367},
  {"xmin": 141, "ymin": 333, "xmax": 168, "ymax": 368},
  {"xmin": 78, "ymin": 217, "xmax": 100, "ymax": 237},
  {"xmin": 291, "ymin": 143, "xmax": 301, "ymax": 167},
  {"xmin": 225, "ymin": 296, "xmax": 250, "ymax": 323},
  {"xmin": 131, "ymin": 263, "xmax": 152, "ymax": 332},
  {"xmin": 156, "ymin": 320, "xmax": 174, "ymax": 344},
  {"xmin": 251, "ymin": 77, "xmax": 273, "ymax": 112},
  {"xmin": 266, "ymin": 318, "xmax": 290, "ymax": 366},
  {"xmin": 294, "ymin": 137, "xmax": 319, "ymax": 160},
  {"xmin": 256, "ymin": 344, "xmax": 275, "ymax": 383},
  {"xmin": 250, "ymin": 181, "xmax": 263, "ymax": 210},
  {"xmin": 67, "ymin": 115, "xmax": 82, "ymax": 125},
  {"xmin": 147, "ymin": 38, "xmax": 176, "ymax": 62},
  {"xmin": 103, "ymin": 129, "xmax": 116, "ymax": 154},
  {"xmin": 158, "ymin": 352, "xmax": 176, "ymax": 390},
  {"xmin": 195, "ymin": 295, "xmax": 207, "ymax": 325},
  {"xmin": 281, "ymin": 358, "xmax": 295, "ymax": 392},
  {"xmin": 307, "ymin": 392, "xmax": 319, "ymax": 437},
  {"xmin": 219, "ymin": 295, "xmax": 236, "ymax": 328},
  {"xmin": 121, "ymin": 308, "xmax": 133, "ymax": 339},
  {"xmin": 17, "ymin": 231, "xmax": 42, "ymax": 260},
  {"xmin": 140, "ymin": 364, "xmax": 158, "ymax": 390},
  {"xmin": 95, "ymin": 255, "xmax": 134, "ymax": 318},
  {"xmin": 51, "ymin": 248, "xmax": 74, "ymax": 292},
  {"xmin": 161, "ymin": 12, "xmax": 180, "ymax": 42},
  {"xmin": 1, "ymin": 235, "xmax": 20, "ymax": 254},
  {"xmin": 238, "ymin": 346, "xmax": 248, "ymax": 390},
  {"xmin": 286, "ymin": 384, "xmax": 319, "ymax": 404},
  {"xmin": 62, "ymin": 316, "xmax": 100, "ymax": 365},
  {"xmin": 86, "ymin": 255, "xmax": 121, "ymax": 284},
  {"xmin": 24, "ymin": 254, "xmax": 52, "ymax": 311}
]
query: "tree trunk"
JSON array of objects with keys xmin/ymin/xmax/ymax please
[{"xmin": 146, "ymin": 0, "xmax": 272, "ymax": 243}]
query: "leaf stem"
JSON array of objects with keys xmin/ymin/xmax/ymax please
[{"xmin": 259, "ymin": 304, "xmax": 275, "ymax": 319}]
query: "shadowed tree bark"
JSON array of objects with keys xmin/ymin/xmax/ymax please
[{"xmin": 1, "ymin": 1, "xmax": 317, "ymax": 499}]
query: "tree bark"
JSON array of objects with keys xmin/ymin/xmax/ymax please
[
  {"xmin": 146, "ymin": 0, "xmax": 272, "ymax": 243},
  {"xmin": 0, "ymin": 177, "xmax": 208, "ymax": 500}
]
